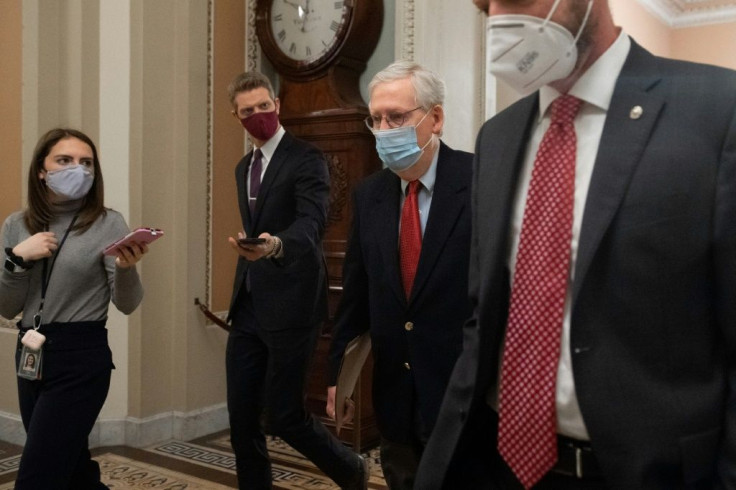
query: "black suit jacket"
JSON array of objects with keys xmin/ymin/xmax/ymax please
[
  {"xmin": 328, "ymin": 142, "xmax": 473, "ymax": 443},
  {"xmin": 228, "ymin": 131, "xmax": 330, "ymax": 330},
  {"xmin": 417, "ymin": 41, "xmax": 736, "ymax": 489}
]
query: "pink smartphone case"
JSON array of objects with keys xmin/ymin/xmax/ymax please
[{"xmin": 103, "ymin": 227, "xmax": 164, "ymax": 255}]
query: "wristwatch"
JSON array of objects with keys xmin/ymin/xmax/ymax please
[{"xmin": 4, "ymin": 248, "xmax": 34, "ymax": 273}]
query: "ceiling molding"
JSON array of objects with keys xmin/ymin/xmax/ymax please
[{"xmin": 636, "ymin": 0, "xmax": 736, "ymax": 28}]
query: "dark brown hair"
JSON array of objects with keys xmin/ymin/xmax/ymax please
[
  {"xmin": 24, "ymin": 128, "xmax": 106, "ymax": 234},
  {"xmin": 227, "ymin": 71, "xmax": 276, "ymax": 109}
]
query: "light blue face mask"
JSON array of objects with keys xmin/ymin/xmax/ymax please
[
  {"xmin": 372, "ymin": 110, "xmax": 433, "ymax": 173},
  {"xmin": 45, "ymin": 165, "xmax": 94, "ymax": 201}
]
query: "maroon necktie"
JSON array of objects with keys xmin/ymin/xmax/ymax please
[
  {"xmin": 497, "ymin": 95, "xmax": 583, "ymax": 489},
  {"xmin": 399, "ymin": 180, "xmax": 422, "ymax": 299},
  {"xmin": 249, "ymin": 148, "xmax": 263, "ymax": 215}
]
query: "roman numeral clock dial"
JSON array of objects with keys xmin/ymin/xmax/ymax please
[
  {"xmin": 256, "ymin": 0, "xmax": 381, "ymax": 84},
  {"xmin": 263, "ymin": 0, "xmax": 349, "ymax": 69},
  {"xmin": 271, "ymin": 0, "xmax": 347, "ymax": 63}
]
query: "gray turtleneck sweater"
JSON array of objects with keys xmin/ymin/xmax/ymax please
[{"xmin": 0, "ymin": 200, "xmax": 143, "ymax": 328}]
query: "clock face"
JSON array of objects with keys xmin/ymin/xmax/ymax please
[{"xmin": 269, "ymin": 0, "xmax": 349, "ymax": 63}]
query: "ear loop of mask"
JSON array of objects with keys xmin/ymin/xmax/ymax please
[{"xmin": 541, "ymin": 0, "xmax": 593, "ymax": 54}]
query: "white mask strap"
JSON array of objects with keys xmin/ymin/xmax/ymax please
[
  {"xmin": 542, "ymin": 0, "xmax": 564, "ymax": 27},
  {"xmin": 571, "ymin": 1, "xmax": 594, "ymax": 47}
]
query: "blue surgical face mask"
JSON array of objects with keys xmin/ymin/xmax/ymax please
[
  {"xmin": 44, "ymin": 165, "xmax": 94, "ymax": 201},
  {"xmin": 372, "ymin": 110, "xmax": 434, "ymax": 173}
]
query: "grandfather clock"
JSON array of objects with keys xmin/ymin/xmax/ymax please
[{"xmin": 255, "ymin": 0, "xmax": 383, "ymax": 451}]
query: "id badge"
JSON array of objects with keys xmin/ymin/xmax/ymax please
[
  {"xmin": 21, "ymin": 329, "xmax": 46, "ymax": 350},
  {"xmin": 17, "ymin": 345, "xmax": 43, "ymax": 380}
]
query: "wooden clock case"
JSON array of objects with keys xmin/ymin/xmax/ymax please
[{"xmin": 256, "ymin": 0, "xmax": 385, "ymax": 452}]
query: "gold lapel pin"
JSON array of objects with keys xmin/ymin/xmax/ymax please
[{"xmin": 630, "ymin": 105, "xmax": 644, "ymax": 120}]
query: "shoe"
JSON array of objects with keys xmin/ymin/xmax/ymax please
[{"xmin": 343, "ymin": 454, "xmax": 369, "ymax": 490}]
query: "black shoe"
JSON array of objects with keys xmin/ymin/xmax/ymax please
[{"xmin": 343, "ymin": 454, "xmax": 369, "ymax": 490}]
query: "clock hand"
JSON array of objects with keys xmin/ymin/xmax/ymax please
[{"xmin": 300, "ymin": 0, "xmax": 311, "ymax": 33}]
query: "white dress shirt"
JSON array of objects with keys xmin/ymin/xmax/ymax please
[{"xmin": 505, "ymin": 31, "xmax": 631, "ymax": 440}]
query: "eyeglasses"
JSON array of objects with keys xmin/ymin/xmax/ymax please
[{"xmin": 364, "ymin": 106, "xmax": 424, "ymax": 130}]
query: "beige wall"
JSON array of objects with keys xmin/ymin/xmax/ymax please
[
  {"xmin": 673, "ymin": 22, "xmax": 736, "ymax": 70},
  {"xmin": 0, "ymin": 0, "xmax": 22, "ymax": 416},
  {"xmin": 0, "ymin": 0, "xmax": 22, "ymax": 220},
  {"xmin": 211, "ymin": 0, "xmax": 246, "ymax": 314},
  {"xmin": 610, "ymin": 0, "xmax": 736, "ymax": 70},
  {"xmin": 610, "ymin": 0, "xmax": 671, "ymax": 57},
  {"xmin": 126, "ymin": 0, "xmax": 228, "ymax": 422}
]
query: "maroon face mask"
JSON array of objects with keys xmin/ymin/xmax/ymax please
[{"xmin": 240, "ymin": 111, "xmax": 280, "ymax": 141}]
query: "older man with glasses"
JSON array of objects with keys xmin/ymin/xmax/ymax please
[{"xmin": 326, "ymin": 60, "xmax": 474, "ymax": 490}]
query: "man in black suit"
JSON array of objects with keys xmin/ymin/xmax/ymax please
[
  {"xmin": 225, "ymin": 71, "xmax": 367, "ymax": 490},
  {"xmin": 326, "ymin": 61, "xmax": 473, "ymax": 490},
  {"xmin": 416, "ymin": 1, "xmax": 736, "ymax": 489}
]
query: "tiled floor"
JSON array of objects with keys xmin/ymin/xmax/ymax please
[{"xmin": 0, "ymin": 431, "xmax": 387, "ymax": 489}]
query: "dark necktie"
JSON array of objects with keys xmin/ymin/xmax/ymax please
[
  {"xmin": 399, "ymin": 180, "xmax": 422, "ymax": 299},
  {"xmin": 497, "ymin": 94, "xmax": 583, "ymax": 489},
  {"xmin": 249, "ymin": 148, "xmax": 263, "ymax": 216}
]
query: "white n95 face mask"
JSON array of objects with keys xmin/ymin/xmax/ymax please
[{"xmin": 487, "ymin": 0, "xmax": 592, "ymax": 97}]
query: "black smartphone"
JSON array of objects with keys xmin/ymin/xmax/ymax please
[{"xmin": 238, "ymin": 237, "xmax": 267, "ymax": 246}]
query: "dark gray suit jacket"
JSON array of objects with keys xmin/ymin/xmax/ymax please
[
  {"xmin": 417, "ymin": 40, "xmax": 736, "ymax": 489},
  {"xmin": 328, "ymin": 142, "xmax": 473, "ymax": 443}
]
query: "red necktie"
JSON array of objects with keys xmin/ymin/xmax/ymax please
[
  {"xmin": 399, "ymin": 180, "xmax": 422, "ymax": 299},
  {"xmin": 498, "ymin": 95, "xmax": 583, "ymax": 489},
  {"xmin": 249, "ymin": 148, "xmax": 263, "ymax": 216}
]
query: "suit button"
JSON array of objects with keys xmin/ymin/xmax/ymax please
[
  {"xmin": 404, "ymin": 362, "xmax": 411, "ymax": 370},
  {"xmin": 404, "ymin": 321, "xmax": 414, "ymax": 331}
]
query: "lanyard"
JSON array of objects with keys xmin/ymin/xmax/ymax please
[{"xmin": 33, "ymin": 215, "xmax": 79, "ymax": 330}]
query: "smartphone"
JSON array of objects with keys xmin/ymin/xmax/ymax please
[
  {"xmin": 103, "ymin": 227, "xmax": 164, "ymax": 255},
  {"xmin": 238, "ymin": 237, "xmax": 267, "ymax": 246}
]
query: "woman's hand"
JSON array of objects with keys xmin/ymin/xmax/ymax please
[
  {"xmin": 114, "ymin": 242, "xmax": 148, "ymax": 269},
  {"xmin": 12, "ymin": 232, "xmax": 58, "ymax": 261}
]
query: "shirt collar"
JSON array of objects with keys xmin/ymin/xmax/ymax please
[
  {"xmin": 254, "ymin": 125, "xmax": 286, "ymax": 162},
  {"xmin": 400, "ymin": 141, "xmax": 440, "ymax": 195},
  {"xmin": 538, "ymin": 30, "xmax": 631, "ymax": 120}
]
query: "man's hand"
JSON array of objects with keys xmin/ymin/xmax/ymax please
[
  {"xmin": 228, "ymin": 231, "xmax": 277, "ymax": 261},
  {"xmin": 326, "ymin": 385, "xmax": 355, "ymax": 425}
]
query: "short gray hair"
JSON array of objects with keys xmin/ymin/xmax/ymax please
[{"xmin": 368, "ymin": 60, "xmax": 445, "ymax": 110}]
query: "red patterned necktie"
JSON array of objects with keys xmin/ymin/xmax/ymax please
[
  {"xmin": 399, "ymin": 180, "xmax": 422, "ymax": 299},
  {"xmin": 498, "ymin": 95, "xmax": 583, "ymax": 489},
  {"xmin": 249, "ymin": 148, "xmax": 263, "ymax": 216}
]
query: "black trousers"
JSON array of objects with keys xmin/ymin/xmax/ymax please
[
  {"xmin": 226, "ymin": 295, "xmax": 360, "ymax": 489},
  {"xmin": 14, "ymin": 321, "xmax": 112, "ymax": 490},
  {"xmin": 380, "ymin": 399, "xmax": 429, "ymax": 490}
]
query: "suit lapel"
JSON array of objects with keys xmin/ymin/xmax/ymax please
[
  {"xmin": 370, "ymin": 172, "xmax": 404, "ymax": 304},
  {"xmin": 410, "ymin": 143, "xmax": 467, "ymax": 304},
  {"xmin": 249, "ymin": 132, "xmax": 294, "ymax": 230},
  {"xmin": 482, "ymin": 96, "xmax": 539, "ymax": 286},
  {"xmin": 572, "ymin": 42, "xmax": 665, "ymax": 304}
]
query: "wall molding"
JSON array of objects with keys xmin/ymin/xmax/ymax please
[
  {"xmin": 0, "ymin": 403, "xmax": 229, "ymax": 448},
  {"xmin": 246, "ymin": 0, "xmax": 260, "ymax": 71},
  {"xmin": 637, "ymin": 0, "xmax": 736, "ymax": 27},
  {"xmin": 395, "ymin": 0, "xmax": 415, "ymax": 60}
]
